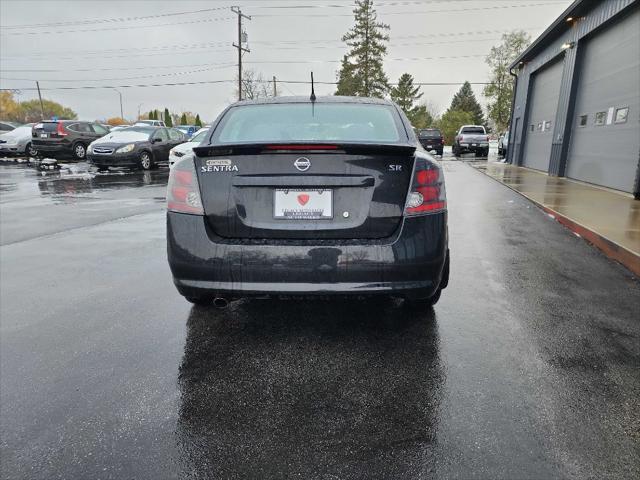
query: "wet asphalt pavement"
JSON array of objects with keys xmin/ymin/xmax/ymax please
[{"xmin": 1, "ymin": 158, "xmax": 639, "ymax": 479}]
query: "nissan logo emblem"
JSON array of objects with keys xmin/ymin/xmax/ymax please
[{"xmin": 294, "ymin": 157, "xmax": 311, "ymax": 172}]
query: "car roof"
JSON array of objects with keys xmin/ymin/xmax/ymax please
[{"xmin": 231, "ymin": 95, "xmax": 396, "ymax": 107}]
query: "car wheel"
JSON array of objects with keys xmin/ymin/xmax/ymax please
[
  {"xmin": 140, "ymin": 151, "xmax": 153, "ymax": 170},
  {"xmin": 73, "ymin": 143, "xmax": 87, "ymax": 160},
  {"xmin": 437, "ymin": 149, "xmax": 443, "ymax": 157},
  {"xmin": 185, "ymin": 296, "xmax": 213, "ymax": 306},
  {"xmin": 452, "ymin": 145, "xmax": 459, "ymax": 157},
  {"xmin": 26, "ymin": 143, "xmax": 38, "ymax": 157}
]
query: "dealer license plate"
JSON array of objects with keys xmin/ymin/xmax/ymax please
[{"xmin": 274, "ymin": 189, "xmax": 333, "ymax": 220}]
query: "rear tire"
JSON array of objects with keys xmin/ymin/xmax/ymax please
[
  {"xmin": 73, "ymin": 143, "xmax": 87, "ymax": 160},
  {"xmin": 185, "ymin": 296, "xmax": 213, "ymax": 306},
  {"xmin": 437, "ymin": 149, "xmax": 443, "ymax": 157}
]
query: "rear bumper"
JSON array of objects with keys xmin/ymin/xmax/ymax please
[
  {"xmin": 419, "ymin": 141, "xmax": 443, "ymax": 151},
  {"xmin": 31, "ymin": 141, "xmax": 69, "ymax": 153},
  {"xmin": 167, "ymin": 211, "xmax": 448, "ymax": 299},
  {"xmin": 458, "ymin": 143, "xmax": 489, "ymax": 153}
]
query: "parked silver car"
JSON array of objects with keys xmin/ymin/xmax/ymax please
[{"xmin": 0, "ymin": 124, "xmax": 37, "ymax": 156}]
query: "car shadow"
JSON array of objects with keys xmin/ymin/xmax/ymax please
[{"xmin": 175, "ymin": 298, "xmax": 444, "ymax": 478}]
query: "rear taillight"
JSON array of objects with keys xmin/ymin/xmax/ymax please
[
  {"xmin": 405, "ymin": 157, "xmax": 446, "ymax": 215},
  {"xmin": 167, "ymin": 157, "xmax": 203, "ymax": 215},
  {"xmin": 56, "ymin": 123, "xmax": 68, "ymax": 137}
]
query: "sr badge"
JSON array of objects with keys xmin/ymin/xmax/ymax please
[{"xmin": 201, "ymin": 159, "xmax": 238, "ymax": 173}]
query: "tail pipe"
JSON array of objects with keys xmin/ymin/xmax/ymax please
[{"xmin": 213, "ymin": 297, "xmax": 229, "ymax": 309}]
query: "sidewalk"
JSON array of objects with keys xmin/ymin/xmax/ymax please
[{"xmin": 473, "ymin": 161, "xmax": 640, "ymax": 276}]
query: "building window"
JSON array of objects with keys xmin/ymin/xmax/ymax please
[
  {"xmin": 530, "ymin": 124, "xmax": 534, "ymax": 132},
  {"xmin": 614, "ymin": 107, "xmax": 629, "ymax": 124},
  {"xmin": 537, "ymin": 122, "xmax": 543, "ymax": 131},
  {"xmin": 544, "ymin": 121, "xmax": 552, "ymax": 131},
  {"xmin": 578, "ymin": 114, "xmax": 588, "ymax": 127},
  {"xmin": 594, "ymin": 111, "xmax": 606, "ymax": 126}
]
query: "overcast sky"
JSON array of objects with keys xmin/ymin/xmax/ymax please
[{"xmin": 0, "ymin": 0, "xmax": 573, "ymax": 122}]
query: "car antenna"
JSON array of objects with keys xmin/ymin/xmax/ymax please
[{"xmin": 310, "ymin": 71, "xmax": 316, "ymax": 102}]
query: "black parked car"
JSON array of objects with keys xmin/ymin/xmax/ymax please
[
  {"xmin": 87, "ymin": 126, "xmax": 186, "ymax": 170},
  {"xmin": 167, "ymin": 96, "xmax": 449, "ymax": 307},
  {"xmin": 417, "ymin": 128, "xmax": 444, "ymax": 156},
  {"xmin": 31, "ymin": 120, "xmax": 109, "ymax": 159}
]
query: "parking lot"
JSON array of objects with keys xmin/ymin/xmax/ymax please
[{"xmin": 1, "ymin": 157, "xmax": 638, "ymax": 479}]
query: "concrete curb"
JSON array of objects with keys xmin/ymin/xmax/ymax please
[{"xmin": 471, "ymin": 163, "xmax": 640, "ymax": 278}]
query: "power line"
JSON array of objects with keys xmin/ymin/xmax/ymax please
[
  {"xmin": 1, "ymin": 15, "xmax": 234, "ymax": 36},
  {"xmin": 0, "ymin": 79, "xmax": 491, "ymax": 92},
  {"xmin": 0, "ymin": 27, "xmax": 541, "ymax": 60},
  {"xmin": 252, "ymin": 2, "xmax": 571, "ymax": 16},
  {"xmin": 0, "ymin": 6, "xmax": 229, "ymax": 29}
]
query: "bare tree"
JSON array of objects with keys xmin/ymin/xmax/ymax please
[{"xmin": 235, "ymin": 69, "xmax": 272, "ymax": 100}]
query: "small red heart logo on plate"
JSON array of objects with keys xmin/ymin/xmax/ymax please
[{"xmin": 297, "ymin": 194, "xmax": 310, "ymax": 206}]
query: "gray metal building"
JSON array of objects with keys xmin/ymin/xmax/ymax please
[{"xmin": 507, "ymin": 0, "xmax": 640, "ymax": 198}]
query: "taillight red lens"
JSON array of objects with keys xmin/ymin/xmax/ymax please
[
  {"xmin": 56, "ymin": 123, "xmax": 68, "ymax": 136},
  {"xmin": 167, "ymin": 157, "xmax": 203, "ymax": 215},
  {"xmin": 416, "ymin": 169, "xmax": 438, "ymax": 185},
  {"xmin": 405, "ymin": 158, "xmax": 446, "ymax": 216}
]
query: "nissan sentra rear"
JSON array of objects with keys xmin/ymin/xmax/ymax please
[{"xmin": 166, "ymin": 96, "xmax": 449, "ymax": 306}]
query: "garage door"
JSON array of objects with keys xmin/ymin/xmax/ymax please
[
  {"xmin": 566, "ymin": 8, "xmax": 640, "ymax": 193},
  {"xmin": 522, "ymin": 58, "xmax": 564, "ymax": 172}
]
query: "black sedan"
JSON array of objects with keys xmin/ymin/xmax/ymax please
[
  {"xmin": 166, "ymin": 96, "xmax": 449, "ymax": 307},
  {"xmin": 87, "ymin": 126, "xmax": 186, "ymax": 170}
]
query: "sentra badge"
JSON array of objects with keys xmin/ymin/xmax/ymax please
[{"xmin": 202, "ymin": 159, "xmax": 238, "ymax": 173}]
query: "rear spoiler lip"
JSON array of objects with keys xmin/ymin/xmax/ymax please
[{"xmin": 192, "ymin": 142, "xmax": 417, "ymax": 157}]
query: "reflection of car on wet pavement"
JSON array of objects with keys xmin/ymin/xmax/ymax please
[
  {"xmin": 452, "ymin": 125, "xmax": 489, "ymax": 158},
  {"xmin": 168, "ymin": 128, "xmax": 208, "ymax": 168},
  {"xmin": 167, "ymin": 96, "xmax": 449, "ymax": 306},
  {"xmin": 0, "ymin": 124, "xmax": 37, "ymax": 156},
  {"xmin": 31, "ymin": 120, "xmax": 110, "ymax": 160},
  {"xmin": 87, "ymin": 126, "xmax": 185, "ymax": 171}
]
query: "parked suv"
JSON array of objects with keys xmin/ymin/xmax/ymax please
[
  {"xmin": 32, "ymin": 121, "xmax": 109, "ymax": 159},
  {"xmin": 452, "ymin": 125, "xmax": 489, "ymax": 157},
  {"xmin": 417, "ymin": 128, "xmax": 444, "ymax": 156}
]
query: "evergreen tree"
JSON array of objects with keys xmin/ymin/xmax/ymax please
[
  {"xmin": 180, "ymin": 113, "xmax": 188, "ymax": 125},
  {"xmin": 194, "ymin": 114, "xmax": 202, "ymax": 128},
  {"xmin": 390, "ymin": 73, "xmax": 423, "ymax": 117},
  {"xmin": 449, "ymin": 81, "xmax": 485, "ymax": 125},
  {"xmin": 164, "ymin": 108, "xmax": 173, "ymax": 127},
  {"xmin": 336, "ymin": 0, "xmax": 390, "ymax": 98},
  {"xmin": 335, "ymin": 55, "xmax": 360, "ymax": 96}
]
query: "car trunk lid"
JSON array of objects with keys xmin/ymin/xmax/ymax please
[{"xmin": 194, "ymin": 143, "xmax": 416, "ymax": 239}]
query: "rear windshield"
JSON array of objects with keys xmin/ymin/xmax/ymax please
[
  {"xmin": 37, "ymin": 122, "xmax": 59, "ymax": 132},
  {"xmin": 213, "ymin": 103, "xmax": 403, "ymax": 144},
  {"xmin": 461, "ymin": 127, "xmax": 485, "ymax": 134},
  {"xmin": 418, "ymin": 129, "xmax": 441, "ymax": 138}
]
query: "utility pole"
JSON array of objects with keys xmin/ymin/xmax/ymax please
[
  {"xmin": 35, "ymin": 81, "xmax": 45, "ymax": 120},
  {"xmin": 231, "ymin": 6, "xmax": 251, "ymax": 101},
  {"xmin": 272, "ymin": 76, "xmax": 277, "ymax": 97},
  {"xmin": 110, "ymin": 88, "xmax": 123, "ymax": 119}
]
